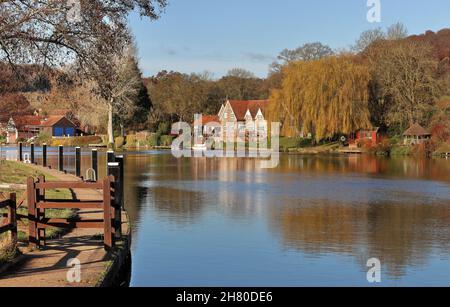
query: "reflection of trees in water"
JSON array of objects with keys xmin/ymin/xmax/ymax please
[
  {"xmin": 276, "ymin": 155, "xmax": 450, "ymax": 183},
  {"xmin": 269, "ymin": 199, "xmax": 450, "ymax": 278},
  {"xmin": 147, "ymin": 186, "xmax": 205, "ymax": 225},
  {"xmin": 121, "ymin": 152, "xmax": 450, "ymax": 277}
]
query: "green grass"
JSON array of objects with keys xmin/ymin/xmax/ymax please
[
  {"xmin": 391, "ymin": 145, "xmax": 412, "ymax": 156},
  {"xmin": 0, "ymin": 161, "xmax": 77, "ymax": 252},
  {"xmin": 279, "ymin": 137, "xmax": 313, "ymax": 151}
]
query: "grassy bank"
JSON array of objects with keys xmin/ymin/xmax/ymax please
[
  {"xmin": 1, "ymin": 161, "xmax": 74, "ymax": 265},
  {"xmin": 33, "ymin": 135, "xmax": 104, "ymax": 147}
]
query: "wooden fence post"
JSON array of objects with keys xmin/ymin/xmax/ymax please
[
  {"xmin": 30, "ymin": 143, "xmax": 35, "ymax": 164},
  {"xmin": 42, "ymin": 143, "xmax": 47, "ymax": 167},
  {"xmin": 37, "ymin": 176, "xmax": 46, "ymax": 246},
  {"xmin": 27, "ymin": 177, "xmax": 38, "ymax": 248},
  {"xmin": 108, "ymin": 162, "xmax": 122, "ymax": 239},
  {"xmin": 103, "ymin": 176, "xmax": 113, "ymax": 250},
  {"xmin": 75, "ymin": 147, "xmax": 81, "ymax": 178},
  {"xmin": 8, "ymin": 193, "xmax": 17, "ymax": 243},
  {"xmin": 115, "ymin": 155, "xmax": 125, "ymax": 209},
  {"xmin": 18, "ymin": 142, "xmax": 23, "ymax": 162},
  {"xmin": 92, "ymin": 149, "xmax": 98, "ymax": 182},
  {"xmin": 58, "ymin": 145, "xmax": 64, "ymax": 172}
]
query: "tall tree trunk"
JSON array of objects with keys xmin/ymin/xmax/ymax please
[{"xmin": 108, "ymin": 100, "xmax": 114, "ymax": 145}]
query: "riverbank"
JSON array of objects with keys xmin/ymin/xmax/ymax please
[{"xmin": 0, "ymin": 162, "xmax": 131, "ymax": 287}]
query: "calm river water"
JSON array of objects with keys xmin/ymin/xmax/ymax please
[{"xmin": 2, "ymin": 147, "xmax": 450, "ymax": 286}]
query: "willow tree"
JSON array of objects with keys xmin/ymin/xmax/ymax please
[{"xmin": 267, "ymin": 56, "xmax": 371, "ymax": 141}]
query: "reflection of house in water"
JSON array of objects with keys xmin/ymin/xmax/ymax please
[{"xmin": 188, "ymin": 157, "xmax": 268, "ymax": 218}]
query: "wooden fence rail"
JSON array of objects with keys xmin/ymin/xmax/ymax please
[
  {"xmin": 27, "ymin": 175, "xmax": 120, "ymax": 250},
  {"xmin": 0, "ymin": 193, "xmax": 17, "ymax": 242}
]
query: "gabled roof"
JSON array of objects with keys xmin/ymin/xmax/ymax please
[
  {"xmin": 40, "ymin": 116, "xmax": 73, "ymax": 127},
  {"xmin": 228, "ymin": 100, "xmax": 269, "ymax": 121},
  {"xmin": 193, "ymin": 115, "xmax": 219, "ymax": 126},
  {"xmin": 11, "ymin": 115, "xmax": 77, "ymax": 130},
  {"xmin": 12, "ymin": 116, "xmax": 43, "ymax": 128},
  {"xmin": 403, "ymin": 123, "xmax": 431, "ymax": 136}
]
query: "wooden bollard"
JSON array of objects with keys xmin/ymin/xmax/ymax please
[
  {"xmin": 42, "ymin": 143, "xmax": 47, "ymax": 167},
  {"xmin": 92, "ymin": 149, "xmax": 98, "ymax": 182},
  {"xmin": 30, "ymin": 143, "xmax": 35, "ymax": 164},
  {"xmin": 102, "ymin": 175, "xmax": 113, "ymax": 250},
  {"xmin": 75, "ymin": 147, "xmax": 81, "ymax": 177},
  {"xmin": 58, "ymin": 145, "xmax": 64, "ymax": 172},
  {"xmin": 27, "ymin": 177, "xmax": 38, "ymax": 248},
  {"xmin": 8, "ymin": 193, "xmax": 17, "ymax": 243},
  {"xmin": 107, "ymin": 162, "xmax": 122, "ymax": 239},
  {"xmin": 18, "ymin": 142, "xmax": 23, "ymax": 162},
  {"xmin": 115, "ymin": 155, "xmax": 125, "ymax": 209},
  {"xmin": 107, "ymin": 150, "xmax": 115, "ymax": 164}
]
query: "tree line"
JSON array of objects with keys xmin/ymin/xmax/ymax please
[
  {"xmin": 1, "ymin": 2, "xmax": 449, "ymax": 147},
  {"xmin": 268, "ymin": 25, "xmax": 450, "ymax": 143}
]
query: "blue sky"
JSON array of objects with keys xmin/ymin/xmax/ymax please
[{"xmin": 129, "ymin": 0, "xmax": 450, "ymax": 78}]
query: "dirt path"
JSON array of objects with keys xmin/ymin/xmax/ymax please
[{"xmin": 0, "ymin": 164, "xmax": 128, "ymax": 287}]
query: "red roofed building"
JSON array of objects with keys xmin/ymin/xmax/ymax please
[
  {"xmin": 218, "ymin": 99, "xmax": 269, "ymax": 139},
  {"xmin": 5, "ymin": 115, "xmax": 79, "ymax": 143}
]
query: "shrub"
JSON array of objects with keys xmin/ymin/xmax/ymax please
[
  {"xmin": 115, "ymin": 136, "xmax": 125, "ymax": 148},
  {"xmin": 50, "ymin": 136, "xmax": 103, "ymax": 147},
  {"xmin": 0, "ymin": 239, "xmax": 19, "ymax": 266},
  {"xmin": 35, "ymin": 132, "xmax": 51, "ymax": 145},
  {"xmin": 433, "ymin": 142, "xmax": 450, "ymax": 156},
  {"xmin": 125, "ymin": 134, "xmax": 137, "ymax": 148},
  {"xmin": 157, "ymin": 122, "xmax": 171, "ymax": 135},
  {"xmin": 410, "ymin": 142, "xmax": 433, "ymax": 157},
  {"xmin": 279, "ymin": 137, "xmax": 312, "ymax": 150},
  {"xmin": 146, "ymin": 134, "xmax": 159, "ymax": 147},
  {"xmin": 391, "ymin": 145, "xmax": 412, "ymax": 156},
  {"xmin": 160, "ymin": 135, "xmax": 174, "ymax": 147}
]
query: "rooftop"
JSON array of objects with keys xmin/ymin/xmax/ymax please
[
  {"xmin": 228, "ymin": 99, "xmax": 270, "ymax": 121},
  {"xmin": 403, "ymin": 123, "xmax": 431, "ymax": 136}
]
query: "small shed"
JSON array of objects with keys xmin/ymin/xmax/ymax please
[
  {"xmin": 349, "ymin": 128, "xmax": 380, "ymax": 149},
  {"xmin": 40, "ymin": 116, "xmax": 78, "ymax": 137},
  {"xmin": 403, "ymin": 123, "xmax": 431, "ymax": 145}
]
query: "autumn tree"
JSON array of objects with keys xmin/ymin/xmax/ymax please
[
  {"xmin": 0, "ymin": 93, "xmax": 33, "ymax": 122},
  {"xmin": 216, "ymin": 68, "xmax": 267, "ymax": 100},
  {"xmin": 352, "ymin": 28, "xmax": 386, "ymax": 53},
  {"xmin": 270, "ymin": 42, "xmax": 334, "ymax": 73},
  {"xmin": 146, "ymin": 71, "xmax": 211, "ymax": 125},
  {"xmin": 108, "ymin": 52, "xmax": 152, "ymax": 137},
  {"xmin": 367, "ymin": 41, "xmax": 441, "ymax": 133},
  {"xmin": 267, "ymin": 56, "xmax": 371, "ymax": 141},
  {"xmin": 387, "ymin": 22, "xmax": 409, "ymax": 40},
  {"xmin": 0, "ymin": 0, "xmax": 167, "ymax": 68},
  {"xmin": 1, "ymin": 0, "xmax": 166, "ymax": 144}
]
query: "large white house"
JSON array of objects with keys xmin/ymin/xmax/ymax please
[{"xmin": 218, "ymin": 99, "xmax": 269, "ymax": 137}]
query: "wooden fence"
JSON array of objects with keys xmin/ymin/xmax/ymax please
[
  {"xmin": 27, "ymin": 175, "xmax": 120, "ymax": 250},
  {"xmin": 0, "ymin": 193, "xmax": 17, "ymax": 242}
]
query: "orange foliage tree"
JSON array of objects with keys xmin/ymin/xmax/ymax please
[{"xmin": 267, "ymin": 56, "xmax": 371, "ymax": 141}]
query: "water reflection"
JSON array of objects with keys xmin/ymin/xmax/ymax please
[
  {"xmin": 3, "ymin": 147, "xmax": 450, "ymax": 285},
  {"xmin": 126, "ymin": 153, "xmax": 450, "ymax": 285}
]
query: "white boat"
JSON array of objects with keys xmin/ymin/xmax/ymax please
[{"xmin": 192, "ymin": 144, "xmax": 207, "ymax": 151}]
